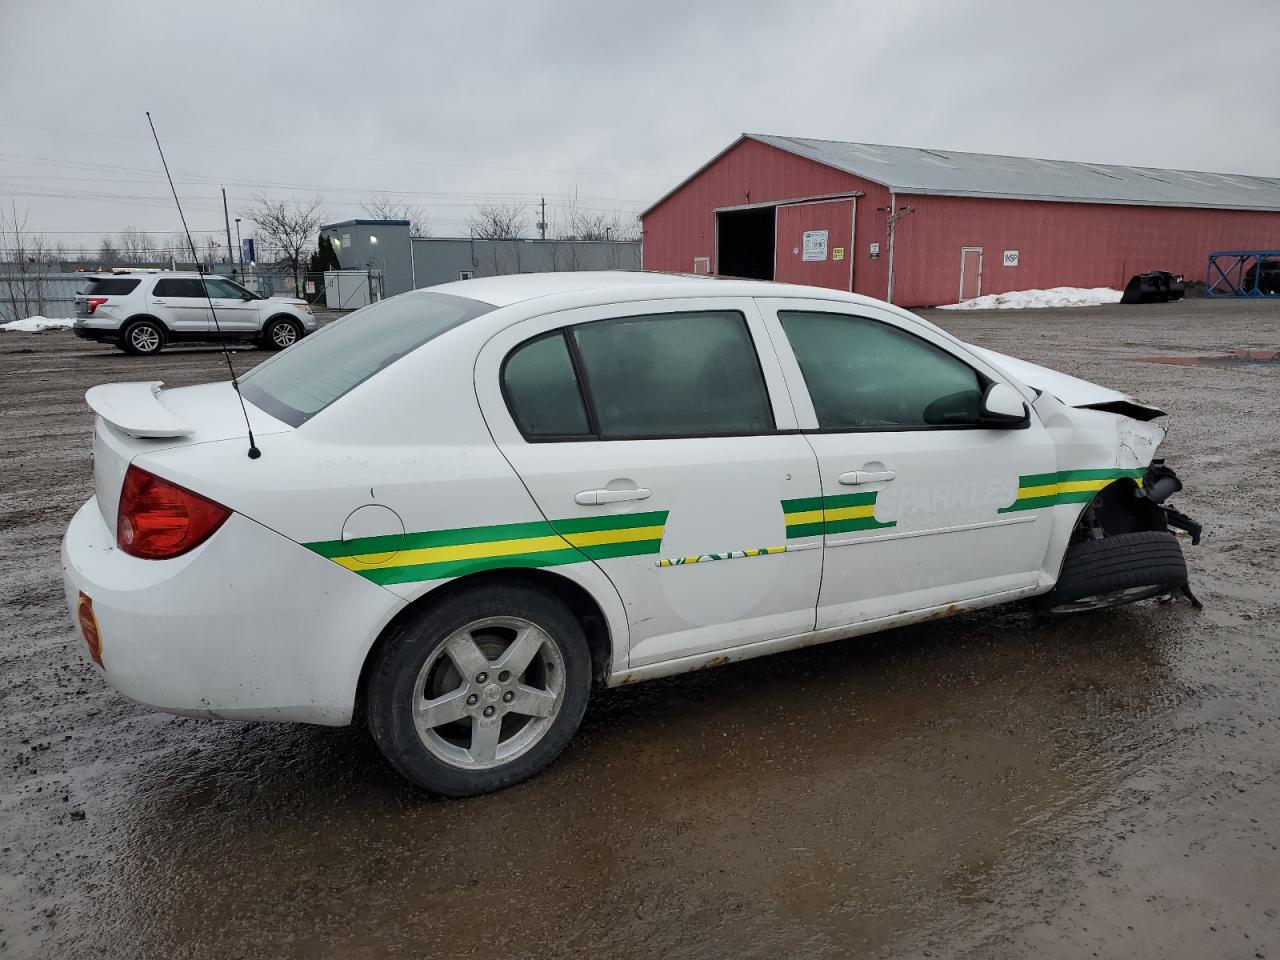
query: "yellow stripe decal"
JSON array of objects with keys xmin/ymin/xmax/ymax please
[
  {"xmin": 1000, "ymin": 468, "xmax": 1146, "ymax": 513},
  {"xmin": 562, "ymin": 525, "xmax": 667, "ymax": 549}
]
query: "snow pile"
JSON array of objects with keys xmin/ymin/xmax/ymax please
[
  {"xmin": 938, "ymin": 287, "xmax": 1123, "ymax": 311},
  {"xmin": 1, "ymin": 316, "xmax": 75, "ymax": 332}
]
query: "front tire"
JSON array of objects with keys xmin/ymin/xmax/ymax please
[
  {"xmin": 366, "ymin": 582, "xmax": 592, "ymax": 796},
  {"xmin": 1036, "ymin": 530, "xmax": 1188, "ymax": 616},
  {"xmin": 121, "ymin": 319, "xmax": 164, "ymax": 356},
  {"xmin": 262, "ymin": 316, "xmax": 301, "ymax": 350}
]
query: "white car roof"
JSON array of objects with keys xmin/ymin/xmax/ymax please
[{"xmin": 425, "ymin": 270, "xmax": 889, "ymax": 310}]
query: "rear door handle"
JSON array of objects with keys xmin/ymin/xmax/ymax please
[
  {"xmin": 575, "ymin": 487, "xmax": 651, "ymax": 506},
  {"xmin": 838, "ymin": 470, "xmax": 896, "ymax": 485}
]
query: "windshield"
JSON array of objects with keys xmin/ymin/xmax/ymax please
[{"xmin": 239, "ymin": 291, "xmax": 493, "ymax": 426}]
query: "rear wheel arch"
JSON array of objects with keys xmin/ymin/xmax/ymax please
[
  {"xmin": 123, "ymin": 313, "xmax": 170, "ymax": 335},
  {"xmin": 354, "ymin": 567, "xmax": 615, "ymax": 718}
]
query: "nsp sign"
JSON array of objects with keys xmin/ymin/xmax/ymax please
[{"xmin": 802, "ymin": 230, "xmax": 829, "ymax": 262}]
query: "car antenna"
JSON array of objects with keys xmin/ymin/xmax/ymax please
[{"xmin": 145, "ymin": 111, "xmax": 261, "ymax": 460}]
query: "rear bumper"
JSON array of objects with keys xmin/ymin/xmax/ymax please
[
  {"xmin": 73, "ymin": 323, "xmax": 118, "ymax": 343},
  {"xmin": 61, "ymin": 497, "xmax": 405, "ymax": 725}
]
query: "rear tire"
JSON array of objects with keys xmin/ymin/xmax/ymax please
[
  {"xmin": 1036, "ymin": 530, "xmax": 1187, "ymax": 616},
  {"xmin": 121, "ymin": 319, "xmax": 164, "ymax": 356},
  {"xmin": 366, "ymin": 582, "xmax": 592, "ymax": 796},
  {"xmin": 262, "ymin": 316, "xmax": 301, "ymax": 350}
]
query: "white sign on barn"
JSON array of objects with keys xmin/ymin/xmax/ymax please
[{"xmin": 802, "ymin": 230, "xmax": 829, "ymax": 262}]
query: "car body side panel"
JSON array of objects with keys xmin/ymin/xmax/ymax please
[{"xmin": 135, "ymin": 331, "xmax": 634, "ymax": 678}]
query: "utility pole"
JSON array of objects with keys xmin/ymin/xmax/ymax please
[
  {"xmin": 222, "ymin": 188, "xmax": 235, "ymax": 273},
  {"xmin": 234, "ymin": 217, "xmax": 243, "ymax": 274},
  {"xmin": 880, "ymin": 196, "xmax": 915, "ymax": 304},
  {"xmin": 538, "ymin": 196, "xmax": 547, "ymax": 240}
]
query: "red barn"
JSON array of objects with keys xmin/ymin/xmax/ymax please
[{"xmin": 639, "ymin": 134, "xmax": 1280, "ymax": 306}]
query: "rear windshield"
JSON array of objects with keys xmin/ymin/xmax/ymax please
[
  {"xmin": 82, "ymin": 278, "xmax": 140, "ymax": 296},
  {"xmin": 239, "ymin": 291, "xmax": 493, "ymax": 426}
]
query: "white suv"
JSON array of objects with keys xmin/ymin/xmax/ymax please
[{"xmin": 73, "ymin": 272, "xmax": 317, "ymax": 355}]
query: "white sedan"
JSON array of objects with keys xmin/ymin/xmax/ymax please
[{"xmin": 62, "ymin": 272, "xmax": 1199, "ymax": 795}]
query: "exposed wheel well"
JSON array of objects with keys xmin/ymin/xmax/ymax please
[
  {"xmin": 1069, "ymin": 478, "xmax": 1167, "ymax": 545},
  {"xmin": 123, "ymin": 314, "xmax": 169, "ymax": 334},
  {"xmin": 354, "ymin": 568, "xmax": 614, "ymax": 720}
]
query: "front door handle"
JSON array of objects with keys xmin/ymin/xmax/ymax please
[
  {"xmin": 838, "ymin": 470, "xmax": 896, "ymax": 485},
  {"xmin": 575, "ymin": 487, "xmax": 651, "ymax": 506}
]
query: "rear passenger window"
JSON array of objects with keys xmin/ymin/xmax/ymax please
[
  {"xmin": 153, "ymin": 278, "xmax": 205, "ymax": 298},
  {"xmin": 779, "ymin": 311, "xmax": 984, "ymax": 429},
  {"xmin": 570, "ymin": 311, "xmax": 773, "ymax": 438},
  {"xmin": 503, "ymin": 332, "xmax": 591, "ymax": 438},
  {"xmin": 81, "ymin": 278, "xmax": 140, "ymax": 296}
]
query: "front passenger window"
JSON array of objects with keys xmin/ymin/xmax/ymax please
[{"xmin": 779, "ymin": 311, "xmax": 983, "ymax": 429}]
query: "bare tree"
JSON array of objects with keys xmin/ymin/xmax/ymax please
[
  {"xmin": 468, "ymin": 202, "xmax": 526, "ymax": 240},
  {"xmin": 117, "ymin": 225, "xmax": 156, "ymax": 263},
  {"xmin": 361, "ymin": 193, "xmax": 430, "ymax": 236},
  {"xmin": 248, "ymin": 194, "xmax": 324, "ymax": 295},
  {"xmin": 97, "ymin": 236, "xmax": 121, "ymax": 266},
  {"xmin": 555, "ymin": 190, "xmax": 639, "ymax": 242},
  {"xmin": 0, "ymin": 203, "xmax": 52, "ymax": 321}
]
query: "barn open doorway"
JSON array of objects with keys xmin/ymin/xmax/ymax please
[{"xmin": 716, "ymin": 206, "xmax": 775, "ymax": 280}]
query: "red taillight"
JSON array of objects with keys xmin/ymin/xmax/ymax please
[
  {"xmin": 86, "ymin": 297, "xmax": 108, "ymax": 313},
  {"xmin": 117, "ymin": 466, "xmax": 231, "ymax": 560}
]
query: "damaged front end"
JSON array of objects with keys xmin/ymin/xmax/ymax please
[{"xmin": 970, "ymin": 345, "xmax": 1205, "ymax": 613}]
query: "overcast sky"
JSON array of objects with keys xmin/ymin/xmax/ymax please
[{"xmin": 2, "ymin": 0, "xmax": 1277, "ymax": 254}]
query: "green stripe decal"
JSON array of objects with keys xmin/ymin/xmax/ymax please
[
  {"xmin": 999, "ymin": 467, "xmax": 1145, "ymax": 513},
  {"xmin": 781, "ymin": 490, "xmax": 895, "ymax": 539},
  {"xmin": 307, "ymin": 511, "xmax": 669, "ymax": 584}
]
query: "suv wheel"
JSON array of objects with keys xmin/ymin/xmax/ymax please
[
  {"xmin": 121, "ymin": 319, "xmax": 164, "ymax": 356},
  {"xmin": 263, "ymin": 316, "xmax": 301, "ymax": 350},
  {"xmin": 366, "ymin": 582, "xmax": 592, "ymax": 796}
]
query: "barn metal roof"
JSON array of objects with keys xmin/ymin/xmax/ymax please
[
  {"xmin": 639, "ymin": 134, "xmax": 1280, "ymax": 215},
  {"xmin": 748, "ymin": 134, "xmax": 1280, "ymax": 211}
]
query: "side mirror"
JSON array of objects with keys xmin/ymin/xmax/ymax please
[
  {"xmin": 241, "ymin": 291, "xmax": 255, "ymax": 301},
  {"xmin": 981, "ymin": 383, "xmax": 1029, "ymax": 426}
]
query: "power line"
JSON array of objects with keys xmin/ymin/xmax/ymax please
[{"xmin": 3, "ymin": 120, "xmax": 681, "ymax": 180}]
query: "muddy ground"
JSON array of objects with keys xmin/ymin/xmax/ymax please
[{"xmin": 1, "ymin": 297, "xmax": 1277, "ymax": 960}]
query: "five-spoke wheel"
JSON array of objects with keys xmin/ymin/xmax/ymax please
[
  {"xmin": 413, "ymin": 616, "xmax": 565, "ymax": 769},
  {"xmin": 366, "ymin": 582, "xmax": 591, "ymax": 795}
]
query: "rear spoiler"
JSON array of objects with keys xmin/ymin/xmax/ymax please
[{"xmin": 85, "ymin": 381, "xmax": 193, "ymax": 439}]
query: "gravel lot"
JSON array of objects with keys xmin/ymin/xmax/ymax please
[{"xmin": 1, "ymin": 296, "xmax": 1277, "ymax": 960}]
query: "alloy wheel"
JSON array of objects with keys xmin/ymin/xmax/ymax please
[
  {"xmin": 271, "ymin": 322, "xmax": 298, "ymax": 347},
  {"xmin": 411, "ymin": 616, "xmax": 565, "ymax": 770},
  {"xmin": 131, "ymin": 326, "xmax": 160, "ymax": 353}
]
